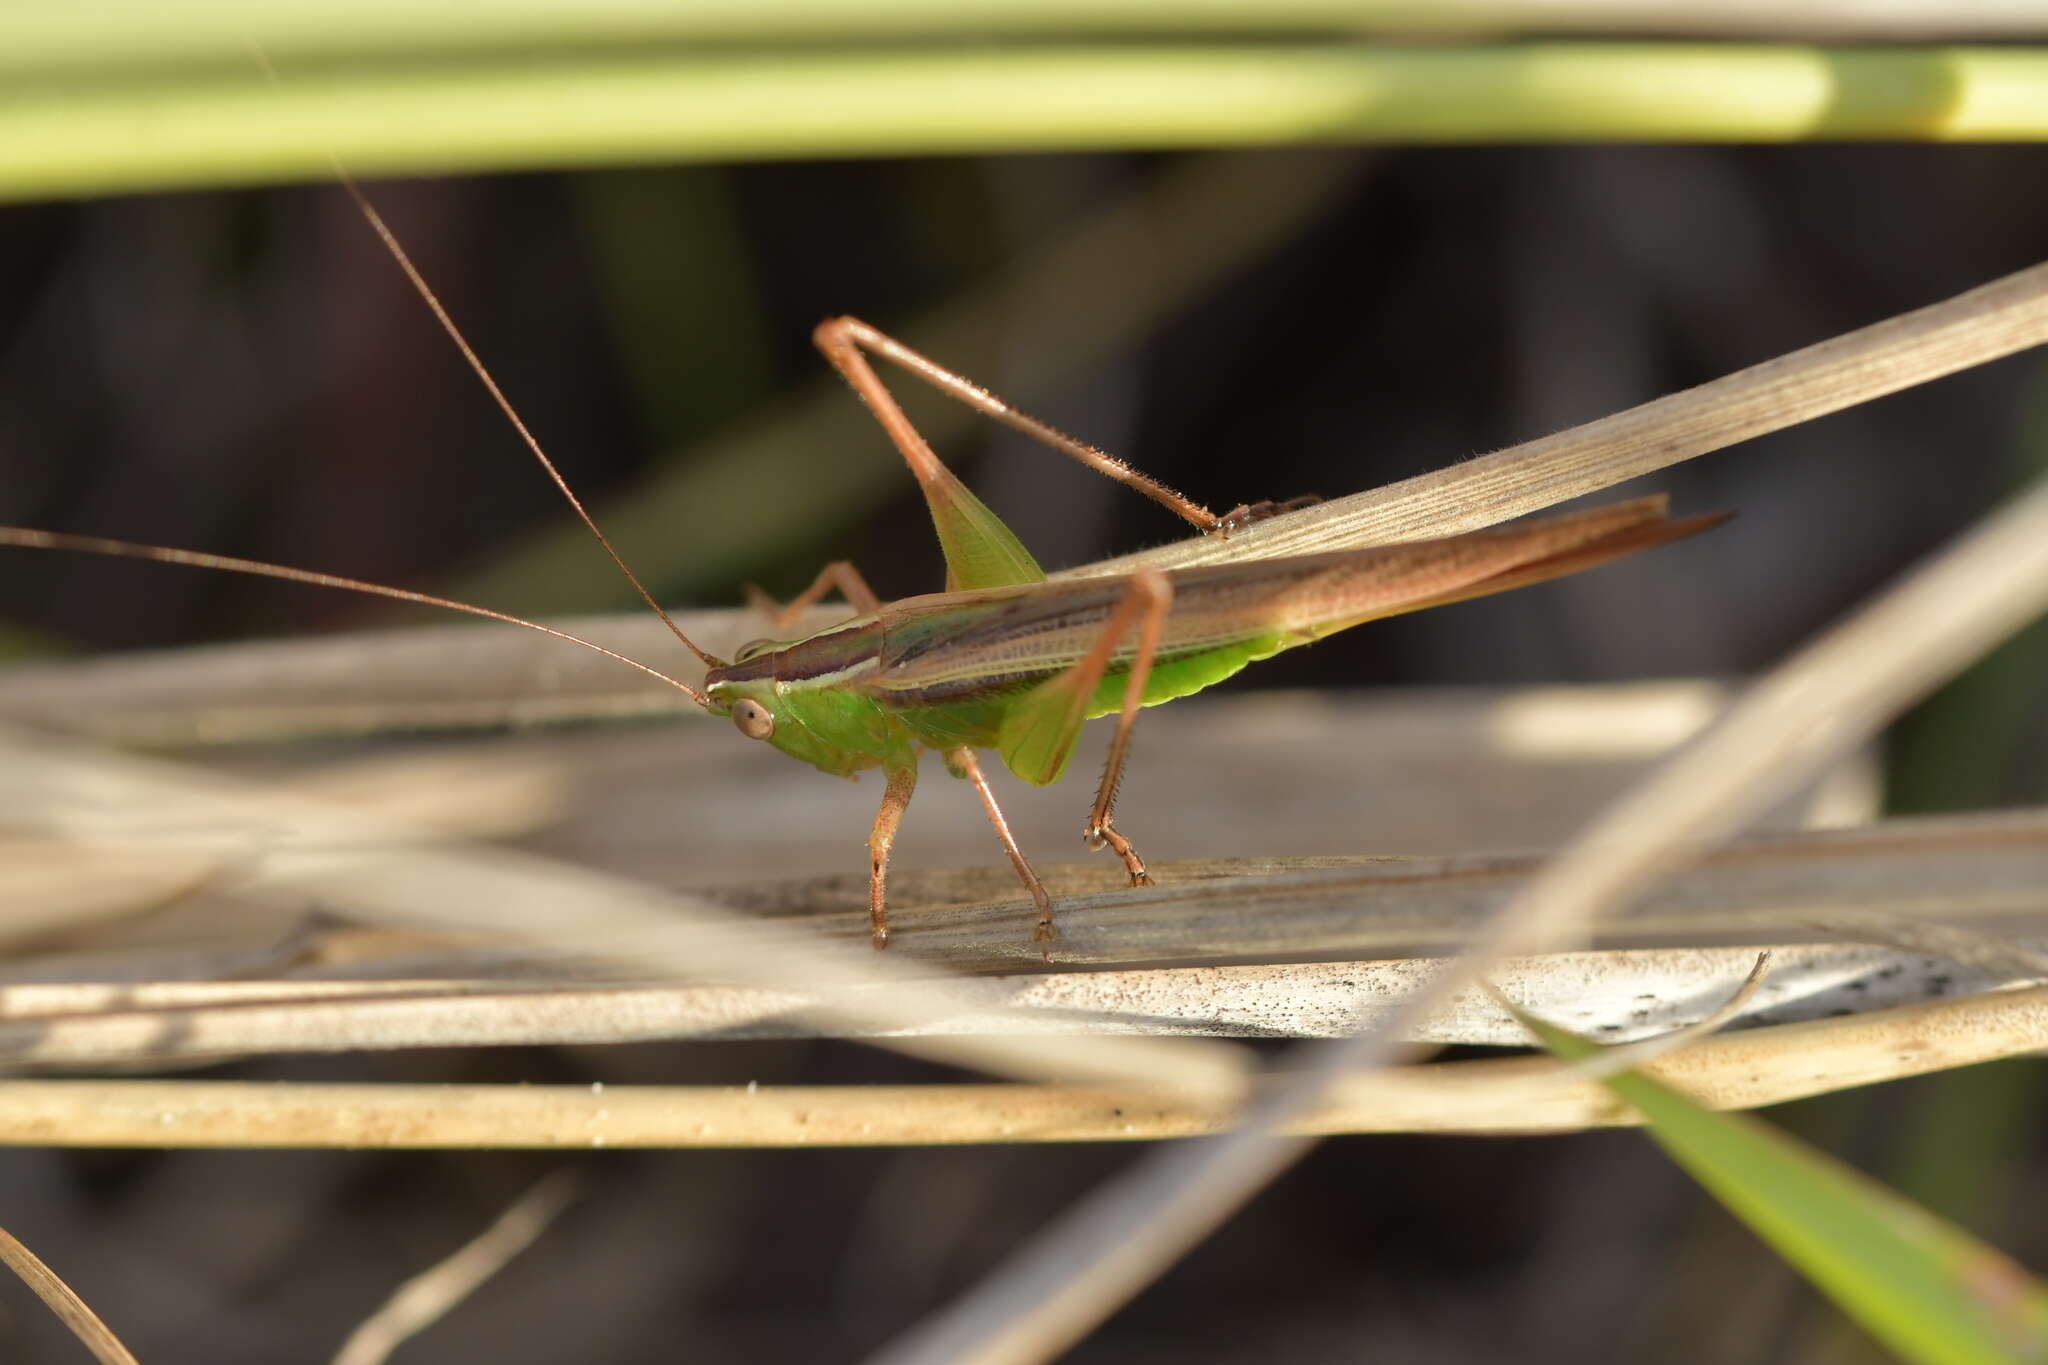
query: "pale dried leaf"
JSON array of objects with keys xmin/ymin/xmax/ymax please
[
  {"xmin": 0, "ymin": 1223, "xmax": 139, "ymax": 1365},
  {"xmin": 333, "ymin": 1171, "xmax": 580, "ymax": 1365}
]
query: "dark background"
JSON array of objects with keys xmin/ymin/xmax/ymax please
[{"xmin": 1, "ymin": 144, "xmax": 2046, "ymax": 1360}]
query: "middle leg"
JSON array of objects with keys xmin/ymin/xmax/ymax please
[
  {"xmin": 865, "ymin": 760, "xmax": 918, "ymax": 949},
  {"xmin": 945, "ymin": 746, "xmax": 1055, "ymax": 942}
]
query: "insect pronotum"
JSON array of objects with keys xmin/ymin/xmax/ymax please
[{"xmin": 1, "ymin": 180, "xmax": 1727, "ymax": 951}]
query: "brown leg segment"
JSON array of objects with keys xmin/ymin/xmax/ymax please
[
  {"xmin": 813, "ymin": 316, "xmax": 1230, "ymax": 535},
  {"xmin": 1001, "ymin": 565, "xmax": 1177, "ymax": 889},
  {"xmin": 946, "ymin": 746, "xmax": 1056, "ymax": 942},
  {"xmin": 1080, "ymin": 568, "xmax": 1174, "ymax": 887},
  {"xmin": 866, "ymin": 761, "xmax": 918, "ymax": 949},
  {"xmin": 745, "ymin": 560, "xmax": 883, "ymax": 633}
]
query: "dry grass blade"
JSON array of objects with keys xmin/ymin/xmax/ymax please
[
  {"xmin": 0, "ymin": 1223, "xmax": 139, "ymax": 1365},
  {"xmin": 0, "ymin": 607, "xmax": 755, "ymax": 745},
  {"xmin": 856, "ymin": 810, "xmax": 2045, "ymax": 968},
  {"xmin": 0, "ymin": 952, "xmax": 1904, "ymax": 1063},
  {"xmin": 1800, "ymin": 910, "xmax": 2048, "ymax": 977},
  {"xmin": 0, "ymin": 944, "xmax": 1985, "ymax": 1065},
  {"xmin": 332, "ymin": 1170, "xmax": 581, "ymax": 1365},
  {"xmin": 4, "ymin": 807, "xmax": 2045, "ymax": 1065},
  {"xmin": 868, "ymin": 465, "xmax": 2048, "ymax": 1363},
  {"xmin": 0, "ymin": 723, "xmax": 1250, "ymax": 1107},
  {"xmin": 1073, "ymin": 256, "xmax": 2048, "ymax": 575},
  {"xmin": 2, "ymin": 982, "xmax": 2042, "ymax": 1148}
]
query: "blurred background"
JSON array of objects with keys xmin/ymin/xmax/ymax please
[{"xmin": 2, "ymin": 97, "xmax": 2047, "ymax": 1365}]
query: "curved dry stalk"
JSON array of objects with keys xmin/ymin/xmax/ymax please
[
  {"xmin": 333, "ymin": 1170, "xmax": 581, "ymax": 1365},
  {"xmin": 0, "ymin": 1223, "xmax": 139, "ymax": 1365},
  {"xmin": 0, "ymin": 981, "xmax": 2040, "ymax": 1149},
  {"xmin": 1075, "ymin": 255, "xmax": 2048, "ymax": 575}
]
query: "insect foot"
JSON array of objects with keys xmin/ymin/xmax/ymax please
[
  {"xmin": 1212, "ymin": 494, "xmax": 1323, "ymax": 536},
  {"xmin": 1086, "ymin": 820, "xmax": 1153, "ymax": 887}
]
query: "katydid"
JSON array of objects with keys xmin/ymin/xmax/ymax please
[{"xmin": 0, "ymin": 192, "xmax": 1726, "ymax": 951}]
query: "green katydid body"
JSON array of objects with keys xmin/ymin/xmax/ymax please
[
  {"xmin": 699, "ymin": 321, "xmax": 1725, "ymax": 947},
  {"xmin": 704, "ymin": 495, "xmax": 1723, "ymax": 794}
]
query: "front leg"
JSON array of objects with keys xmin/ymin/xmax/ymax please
[{"xmin": 865, "ymin": 760, "xmax": 918, "ymax": 948}]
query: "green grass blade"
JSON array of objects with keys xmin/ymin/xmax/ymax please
[
  {"xmin": 0, "ymin": 0, "xmax": 1681, "ymax": 76},
  {"xmin": 6, "ymin": 1, "xmax": 2034, "ymax": 80},
  {"xmin": 9, "ymin": 45, "xmax": 2048, "ymax": 203},
  {"xmin": 1520, "ymin": 1012, "xmax": 2048, "ymax": 1365}
]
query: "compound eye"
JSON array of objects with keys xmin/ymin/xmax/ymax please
[
  {"xmin": 733, "ymin": 638, "xmax": 776, "ymax": 663},
  {"xmin": 731, "ymin": 698, "xmax": 776, "ymax": 741}
]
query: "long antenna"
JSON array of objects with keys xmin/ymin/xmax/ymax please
[
  {"xmin": 332, "ymin": 177, "xmax": 725, "ymax": 676},
  {"xmin": 240, "ymin": 41, "xmax": 726, "ymax": 681},
  {"xmin": 0, "ymin": 528, "xmax": 712, "ymax": 706},
  {"xmin": 5, "ymin": 57, "xmax": 727, "ymax": 712}
]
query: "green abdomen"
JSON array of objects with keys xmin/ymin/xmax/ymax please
[{"xmin": 884, "ymin": 631, "xmax": 1288, "ymax": 785}]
